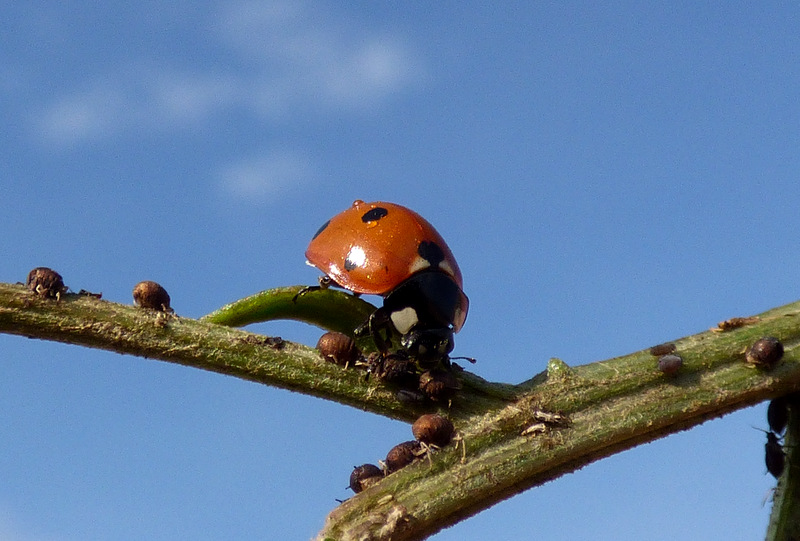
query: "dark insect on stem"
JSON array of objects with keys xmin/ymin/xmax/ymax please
[
  {"xmin": 649, "ymin": 343, "xmax": 676, "ymax": 356},
  {"xmin": 348, "ymin": 464, "xmax": 383, "ymax": 493},
  {"xmin": 765, "ymin": 431, "xmax": 785, "ymax": 479},
  {"xmin": 132, "ymin": 281, "xmax": 173, "ymax": 312},
  {"xmin": 26, "ymin": 267, "xmax": 67, "ymax": 300},
  {"xmin": 745, "ymin": 336, "xmax": 784, "ymax": 369},
  {"xmin": 767, "ymin": 397, "xmax": 789, "ymax": 435}
]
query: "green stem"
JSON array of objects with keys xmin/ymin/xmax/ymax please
[
  {"xmin": 0, "ymin": 282, "xmax": 507, "ymax": 421},
  {"xmin": 766, "ymin": 394, "xmax": 800, "ymax": 539},
  {"xmin": 4, "ymin": 281, "xmax": 800, "ymax": 540},
  {"xmin": 201, "ymin": 285, "xmax": 519, "ymax": 402},
  {"xmin": 200, "ymin": 286, "xmax": 377, "ymax": 335},
  {"xmin": 318, "ymin": 304, "xmax": 800, "ymax": 540}
]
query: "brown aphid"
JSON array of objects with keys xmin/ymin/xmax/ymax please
[
  {"xmin": 316, "ymin": 332, "xmax": 360, "ymax": 367},
  {"xmin": 745, "ymin": 337, "xmax": 784, "ymax": 370},
  {"xmin": 132, "ymin": 281, "xmax": 173, "ymax": 312},
  {"xmin": 657, "ymin": 354, "xmax": 683, "ymax": 376},
  {"xmin": 385, "ymin": 440, "xmax": 423, "ymax": 473},
  {"xmin": 366, "ymin": 352, "xmax": 419, "ymax": 388},
  {"xmin": 649, "ymin": 343, "xmax": 676, "ymax": 356},
  {"xmin": 419, "ymin": 369, "xmax": 460, "ymax": 402},
  {"xmin": 239, "ymin": 335, "xmax": 286, "ymax": 349},
  {"xmin": 348, "ymin": 464, "xmax": 383, "ymax": 493},
  {"xmin": 382, "ymin": 357, "xmax": 419, "ymax": 387},
  {"xmin": 26, "ymin": 267, "xmax": 67, "ymax": 300},
  {"xmin": 713, "ymin": 316, "xmax": 759, "ymax": 332},
  {"xmin": 77, "ymin": 289, "xmax": 102, "ymax": 299},
  {"xmin": 412, "ymin": 414, "xmax": 455, "ymax": 447}
]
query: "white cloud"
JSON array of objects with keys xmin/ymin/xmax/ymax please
[
  {"xmin": 34, "ymin": 80, "xmax": 127, "ymax": 147},
  {"xmin": 319, "ymin": 38, "xmax": 415, "ymax": 104},
  {"xmin": 30, "ymin": 1, "xmax": 421, "ymax": 146},
  {"xmin": 149, "ymin": 72, "xmax": 240, "ymax": 123},
  {"xmin": 32, "ymin": 68, "xmax": 243, "ymax": 146},
  {"xmin": 217, "ymin": 1, "xmax": 420, "ymax": 107},
  {"xmin": 217, "ymin": 149, "xmax": 315, "ymax": 201}
]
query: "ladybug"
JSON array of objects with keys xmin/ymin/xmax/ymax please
[{"xmin": 305, "ymin": 200, "xmax": 468, "ymax": 366}]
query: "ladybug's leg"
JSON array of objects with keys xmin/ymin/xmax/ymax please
[
  {"xmin": 294, "ymin": 276, "xmax": 364, "ymax": 303},
  {"xmin": 355, "ymin": 308, "xmax": 393, "ymax": 354},
  {"xmin": 292, "ymin": 276, "xmax": 336, "ymax": 302},
  {"xmin": 370, "ymin": 312, "xmax": 391, "ymax": 353}
]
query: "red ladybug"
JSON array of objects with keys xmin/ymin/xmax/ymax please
[{"xmin": 306, "ymin": 200, "xmax": 468, "ymax": 365}]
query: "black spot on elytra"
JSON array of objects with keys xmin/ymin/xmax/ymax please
[
  {"xmin": 418, "ymin": 241, "xmax": 445, "ymax": 267},
  {"xmin": 344, "ymin": 256, "xmax": 358, "ymax": 271},
  {"xmin": 361, "ymin": 207, "xmax": 388, "ymax": 223},
  {"xmin": 312, "ymin": 219, "xmax": 330, "ymax": 240}
]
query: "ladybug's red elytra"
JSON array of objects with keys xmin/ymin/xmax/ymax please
[{"xmin": 306, "ymin": 200, "xmax": 469, "ymax": 365}]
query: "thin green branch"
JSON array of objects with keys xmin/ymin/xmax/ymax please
[
  {"xmin": 200, "ymin": 285, "xmax": 519, "ymax": 403},
  {"xmin": 200, "ymin": 286, "xmax": 376, "ymax": 335},
  {"xmin": 3, "ymin": 281, "xmax": 800, "ymax": 540},
  {"xmin": 317, "ymin": 303, "xmax": 800, "ymax": 540},
  {"xmin": 0, "ymin": 282, "xmax": 507, "ymax": 421}
]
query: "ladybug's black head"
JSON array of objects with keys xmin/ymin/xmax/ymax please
[
  {"xmin": 356, "ymin": 270, "xmax": 468, "ymax": 367},
  {"xmin": 381, "ymin": 270, "xmax": 467, "ymax": 366},
  {"xmin": 400, "ymin": 327, "xmax": 454, "ymax": 366}
]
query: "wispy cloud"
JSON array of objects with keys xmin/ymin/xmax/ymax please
[
  {"xmin": 217, "ymin": 1, "xmax": 418, "ymax": 108},
  {"xmin": 217, "ymin": 149, "xmax": 315, "ymax": 201},
  {"xmin": 149, "ymin": 71, "xmax": 241, "ymax": 123},
  {"xmin": 33, "ymin": 68, "xmax": 244, "ymax": 146},
  {"xmin": 29, "ymin": 1, "xmax": 421, "ymax": 146},
  {"xmin": 34, "ymin": 78, "xmax": 128, "ymax": 146}
]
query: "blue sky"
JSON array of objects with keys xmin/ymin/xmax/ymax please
[{"xmin": 2, "ymin": 2, "xmax": 799, "ymax": 539}]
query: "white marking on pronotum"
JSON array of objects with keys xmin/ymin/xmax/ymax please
[
  {"xmin": 438, "ymin": 260, "xmax": 456, "ymax": 278},
  {"xmin": 390, "ymin": 307, "xmax": 419, "ymax": 334},
  {"xmin": 407, "ymin": 256, "xmax": 431, "ymax": 275}
]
